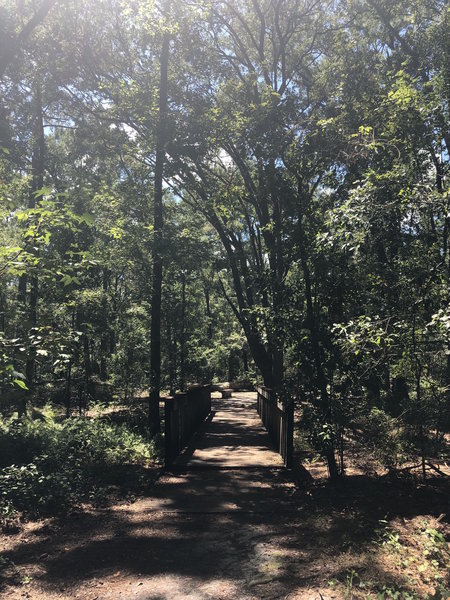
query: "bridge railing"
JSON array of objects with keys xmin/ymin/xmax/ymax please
[
  {"xmin": 255, "ymin": 385, "xmax": 294, "ymax": 468},
  {"xmin": 163, "ymin": 384, "xmax": 211, "ymax": 465}
]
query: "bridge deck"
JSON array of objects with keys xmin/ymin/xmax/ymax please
[
  {"xmin": 144, "ymin": 392, "xmax": 295, "ymax": 515},
  {"xmin": 174, "ymin": 391, "xmax": 284, "ymax": 468}
]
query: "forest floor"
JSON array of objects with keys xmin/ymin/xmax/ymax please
[{"xmin": 0, "ymin": 393, "xmax": 448, "ymax": 600}]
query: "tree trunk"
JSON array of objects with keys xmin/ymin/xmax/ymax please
[
  {"xmin": 204, "ymin": 286, "xmax": 213, "ymax": 340},
  {"xmin": 100, "ymin": 270, "xmax": 109, "ymax": 382},
  {"xmin": 83, "ymin": 326, "xmax": 92, "ymax": 401},
  {"xmin": 65, "ymin": 362, "xmax": 72, "ymax": 418},
  {"xmin": 18, "ymin": 80, "xmax": 45, "ymax": 417},
  {"xmin": 242, "ymin": 347, "xmax": 248, "ymax": 372},
  {"xmin": 167, "ymin": 313, "xmax": 176, "ymax": 395},
  {"xmin": 149, "ymin": 28, "xmax": 170, "ymax": 434},
  {"xmin": 300, "ymin": 241, "xmax": 339, "ymax": 479},
  {"xmin": 179, "ymin": 271, "xmax": 186, "ymax": 390},
  {"xmin": 271, "ymin": 346, "xmax": 283, "ymax": 388}
]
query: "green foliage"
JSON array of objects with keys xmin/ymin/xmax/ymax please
[
  {"xmin": 374, "ymin": 520, "xmax": 403, "ymax": 552},
  {"xmin": 0, "ymin": 0, "xmax": 448, "ymax": 482},
  {"xmin": 0, "ymin": 414, "xmax": 158, "ymax": 519},
  {"xmin": 419, "ymin": 522, "xmax": 449, "ymax": 567}
]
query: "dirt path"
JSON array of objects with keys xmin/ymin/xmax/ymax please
[
  {"xmin": 1, "ymin": 393, "xmax": 448, "ymax": 599},
  {"xmin": 1, "ymin": 393, "xmax": 321, "ymax": 599}
]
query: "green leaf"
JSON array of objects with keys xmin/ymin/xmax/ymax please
[
  {"xmin": 80, "ymin": 213, "xmax": 95, "ymax": 225},
  {"xmin": 34, "ymin": 186, "xmax": 53, "ymax": 198},
  {"xmin": 13, "ymin": 379, "xmax": 28, "ymax": 390}
]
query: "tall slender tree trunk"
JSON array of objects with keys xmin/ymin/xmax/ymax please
[
  {"xmin": 100, "ymin": 269, "xmax": 109, "ymax": 382},
  {"xmin": 149, "ymin": 29, "xmax": 170, "ymax": 434},
  {"xmin": 432, "ymin": 147, "xmax": 450, "ymax": 433},
  {"xmin": 0, "ymin": 288, "xmax": 5, "ymax": 332},
  {"xmin": 296, "ymin": 182, "xmax": 338, "ymax": 478},
  {"xmin": 65, "ymin": 362, "xmax": 72, "ymax": 418},
  {"xmin": 167, "ymin": 313, "xmax": 176, "ymax": 395},
  {"xmin": 242, "ymin": 347, "xmax": 249, "ymax": 373},
  {"xmin": 204, "ymin": 286, "xmax": 213, "ymax": 340},
  {"xmin": 300, "ymin": 241, "xmax": 339, "ymax": 479},
  {"xmin": 83, "ymin": 325, "xmax": 92, "ymax": 400},
  {"xmin": 18, "ymin": 80, "xmax": 45, "ymax": 417},
  {"xmin": 267, "ymin": 160, "xmax": 284, "ymax": 389},
  {"xmin": 179, "ymin": 271, "xmax": 186, "ymax": 390}
]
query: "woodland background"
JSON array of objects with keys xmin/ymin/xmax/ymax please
[{"xmin": 0, "ymin": 0, "xmax": 449, "ymax": 518}]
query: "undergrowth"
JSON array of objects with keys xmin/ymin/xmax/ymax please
[
  {"xmin": 0, "ymin": 409, "xmax": 161, "ymax": 522},
  {"xmin": 328, "ymin": 516, "xmax": 449, "ymax": 600}
]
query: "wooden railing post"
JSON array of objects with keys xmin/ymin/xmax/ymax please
[
  {"xmin": 256, "ymin": 384, "xmax": 294, "ymax": 468},
  {"xmin": 164, "ymin": 397, "xmax": 172, "ymax": 465},
  {"xmin": 286, "ymin": 401, "xmax": 294, "ymax": 468},
  {"xmin": 163, "ymin": 384, "xmax": 212, "ymax": 466}
]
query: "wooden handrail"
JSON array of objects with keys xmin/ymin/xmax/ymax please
[
  {"xmin": 163, "ymin": 384, "xmax": 211, "ymax": 465},
  {"xmin": 255, "ymin": 385, "xmax": 294, "ymax": 468}
]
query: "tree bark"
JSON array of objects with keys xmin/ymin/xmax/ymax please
[
  {"xmin": 149, "ymin": 28, "xmax": 170, "ymax": 434},
  {"xmin": 179, "ymin": 271, "xmax": 186, "ymax": 390},
  {"xmin": 17, "ymin": 80, "xmax": 45, "ymax": 417},
  {"xmin": 167, "ymin": 312, "xmax": 176, "ymax": 396},
  {"xmin": 100, "ymin": 270, "xmax": 109, "ymax": 382},
  {"xmin": 204, "ymin": 286, "xmax": 213, "ymax": 340}
]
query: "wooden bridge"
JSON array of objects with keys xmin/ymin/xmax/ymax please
[
  {"xmin": 163, "ymin": 385, "xmax": 294, "ymax": 469},
  {"xmin": 152, "ymin": 388, "xmax": 299, "ymax": 516}
]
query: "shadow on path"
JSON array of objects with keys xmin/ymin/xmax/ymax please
[
  {"xmin": 1, "ymin": 392, "xmax": 448, "ymax": 599},
  {"xmin": 174, "ymin": 393, "xmax": 284, "ymax": 468}
]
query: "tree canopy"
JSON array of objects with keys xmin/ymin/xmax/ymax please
[{"xmin": 1, "ymin": 0, "xmax": 448, "ymax": 479}]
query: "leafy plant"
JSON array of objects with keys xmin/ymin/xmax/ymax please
[{"xmin": 0, "ymin": 415, "xmax": 159, "ymax": 520}]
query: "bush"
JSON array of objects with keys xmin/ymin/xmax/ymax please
[{"xmin": 0, "ymin": 414, "xmax": 159, "ymax": 520}]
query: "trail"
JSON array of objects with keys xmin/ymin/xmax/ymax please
[{"xmin": 0, "ymin": 393, "xmax": 339, "ymax": 600}]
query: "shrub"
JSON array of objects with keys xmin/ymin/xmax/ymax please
[{"xmin": 0, "ymin": 413, "xmax": 159, "ymax": 520}]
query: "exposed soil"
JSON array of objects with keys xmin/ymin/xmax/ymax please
[{"xmin": 1, "ymin": 393, "xmax": 448, "ymax": 599}]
